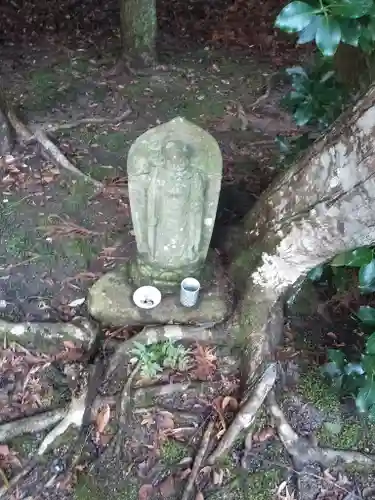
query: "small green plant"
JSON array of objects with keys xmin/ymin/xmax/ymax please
[
  {"xmin": 282, "ymin": 63, "xmax": 349, "ymax": 129},
  {"xmin": 306, "ymin": 246, "xmax": 375, "ymax": 419},
  {"xmin": 131, "ymin": 340, "xmax": 191, "ymax": 378}
]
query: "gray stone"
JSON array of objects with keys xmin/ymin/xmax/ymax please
[
  {"xmin": 127, "ymin": 116, "xmax": 222, "ymax": 290},
  {"xmin": 87, "ymin": 270, "xmax": 230, "ymax": 327}
]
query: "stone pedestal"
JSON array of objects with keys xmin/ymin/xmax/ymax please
[
  {"xmin": 87, "ymin": 264, "xmax": 230, "ymax": 327},
  {"xmin": 88, "ymin": 117, "xmax": 230, "ymax": 327}
]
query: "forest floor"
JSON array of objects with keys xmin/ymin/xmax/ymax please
[{"xmin": 0, "ymin": 0, "xmax": 374, "ymax": 499}]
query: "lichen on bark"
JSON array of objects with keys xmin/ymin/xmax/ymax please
[{"xmin": 119, "ymin": 0, "xmax": 156, "ymax": 64}]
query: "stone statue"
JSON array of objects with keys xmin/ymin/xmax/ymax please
[{"xmin": 127, "ymin": 117, "xmax": 222, "ymax": 290}]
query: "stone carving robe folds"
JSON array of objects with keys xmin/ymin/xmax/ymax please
[{"xmin": 127, "ymin": 117, "xmax": 222, "ymax": 288}]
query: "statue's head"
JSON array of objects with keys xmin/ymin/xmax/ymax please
[{"xmin": 163, "ymin": 139, "xmax": 192, "ymax": 171}]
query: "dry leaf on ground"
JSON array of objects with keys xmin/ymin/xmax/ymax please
[
  {"xmin": 138, "ymin": 483, "xmax": 154, "ymax": 500},
  {"xmin": 96, "ymin": 404, "xmax": 111, "ymax": 434}
]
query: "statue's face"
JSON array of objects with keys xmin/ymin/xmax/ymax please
[{"xmin": 164, "ymin": 140, "xmax": 191, "ymax": 170}]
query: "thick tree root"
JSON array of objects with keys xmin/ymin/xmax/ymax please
[
  {"xmin": 208, "ymin": 363, "xmax": 277, "ymax": 465},
  {"xmin": 0, "ymin": 408, "xmax": 66, "ymax": 443},
  {"xmin": 0, "ymin": 316, "xmax": 97, "ymax": 347},
  {"xmin": 267, "ymin": 392, "xmax": 375, "ymax": 469},
  {"xmin": 181, "ymin": 420, "xmax": 215, "ymax": 500},
  {"xmin": 40, "ymin": 108, "xmax": 132, "ymax": 134},
  {"xmin": 7, "ymin": 110, "xmax": 102, "ymax": 188},
  {"xmin": 37, "ymin": 391, "xmax": 87, "ymax": 455}
]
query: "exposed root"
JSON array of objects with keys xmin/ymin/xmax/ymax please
[
  {"xmin": 40, "ymin": 108, "xmax": 133, "ymax": 134},
  {"xmin": 118, "ymin": 363, "xmax": 140, "ymax": 425},
  {"xmin": 0, "ymin": 408, "xmax": 67, "ymax": 443},
  {"xmin": 0, "ymin": 459, "xmax": 38, "ymax": 498},
  {"xmin": 37, "ymin": 391, "xmax": 87, "ymax": 455},
  {"xmin": 0, "ymin": 316, "xmax": 97, "ymax": 347},
  {"xmin": 7, "ymin": 110, "xmax": 102, "ymax": 188},
  {"xmin": 268, "ymin": 392, "xmax": 375, "ymax": 469},
  {"xmin": 133, "ymin": 381, "xmax": 222, "ymax": 407},
  {"xmin": 181, "ymin": 420, "xmax": 215, "ymax": 500},
  {"xmin": 208, "ymin": 363, "xmax": 277, "ymax": 465},
  {"xmin": 106, "ymin": 324, "xmax": 226, "ymax": 379}
]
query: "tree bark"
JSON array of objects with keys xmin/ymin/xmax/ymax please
[
  {"xmin": 232, "ymin": 83, "xmax": 375, "ymax": 378},
  {"xmin": 119, "ymin": 0, "xmax": 156, "ymax": 66}
]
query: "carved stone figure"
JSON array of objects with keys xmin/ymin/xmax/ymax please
[{"xmin": 127, "ymin": 117, "xmax": 222, "ymax": 289}]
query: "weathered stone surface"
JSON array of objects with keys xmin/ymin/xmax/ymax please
[
  {"xmin": 127, "ymin": 116, "xmax": 222, "ymax": 290},
  {"xmin": 87, "ymin": 271, "xmax": 230, "ymax": 327}
]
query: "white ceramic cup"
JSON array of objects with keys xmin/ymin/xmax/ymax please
[
  {"xmin": 133, "ymin": 286, "xmax": 162, "ymax": 309},
  {"xmin": 180, "ymin": 277, "xmax": 200, "ymax": 307}
]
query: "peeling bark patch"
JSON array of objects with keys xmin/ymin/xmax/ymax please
[{"xmin": 357, "ymin": 105, "xmax": 375, "ymax": 135}]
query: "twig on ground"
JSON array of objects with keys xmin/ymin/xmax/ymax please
[
  {"xmin": 40, "ymin": 108, "xmax": 133, "ymax": 133},
  {"xmin": 7, "ymin": 110, "xmax": 102, "ymax": 188},
  {"xmin": 208, "ymin": 363, "xmax": 277, "ymax": 465},
  {"xmin": 181, "ymin": 420, "xmax": 215, "ymax": 500}
]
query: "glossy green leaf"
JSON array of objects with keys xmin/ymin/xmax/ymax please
[
  {"xmin": 329, "ymin": 0, "xmax": 373, "ymax": 19},
  {"xmin": 344, "ymin": 363, "xmax": 365, "ymax": 376},
  {"xmin": 366, "ymin": 332, "xmax": 375, "ymax": 355},
  {"xmin": 362, "ymin": 354, "xmax": 375, "ymax": 374},
  {"xmin": 357, "ymin": 306, "xmax": 375, "ymax": 326},
  {"xmin": 315, "ymin": 16, "xmax": 342, "ymax": 56},
  {"xmin": 276, "ymin": 2, "xmax": 318, "ymax": 33},
  {"xmin": 294, "ymin": 102, "xmax": 314, "ymax": 126},
  {"xmin": 331, "ymin": 247, "xmax": 373, "ymax": 267},
  {"xmin": 340, "ymin": 21, "xmax": 362, "ymax": 46},
  {"xmin": 285, "ymin": 66, "xmax": 309, "ymax": 78},
  {"xmin": 307, "ymin": 264, "xmax": 324, "ymax": 281},
  {"xmin": 332, "ymin": 267, "xmax": 353, "ymax": 293},
  {"xmin": 297, "ymin": 17, "xmax": 320, "ymax": 44},
  {"xmin": 356, "ymin": 379, "xmax": 375, "ymax": 413},
  {"xmin": 359, "ymin": 260, "xmax": 375, "ymax": 292},
  {"xmin": 328, "ymin": 348, "xmax": 346, "ymax": 366},
  {"xmin": 322, "ymin": 362, "xmax": 342, "ymax": 379}
]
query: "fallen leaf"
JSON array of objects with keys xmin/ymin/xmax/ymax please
[
  {"xmin": 195, "ymin": 492, "xmax": 204, "ymax": 500},
  {"xmin": 255, "ymin": 426, "xmax": 275, "ymax": 443},
  {"xmin": 157, "ymin": 411, "xmax": 174, "ymax": 430},
  {"xmin": 178, "ymin": 467, "xmax": 191, "ymax": 480},
  {"xmin": 159, "ymin": 475, "xmax": 176, "ymax": 498},
  {"xmin": 96, "ymin": 404, "xmax": 111, "ymax": 434},
  {"xmin": 221, "ymin": 396, "xmax": 238, "ymax": 411},
  {"xmin": 138, "ymin": 484, "xmax": 154, "ymax": 500},
  {"xmin": 68, "ymin": 297, "xmax": 85, "ymax": 307}
]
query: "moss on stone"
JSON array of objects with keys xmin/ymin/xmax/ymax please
[
  {"xmin": 210, "ymin": 469, "xmax": 283, "ymax": 500},
  {"xmin": 160, "ymin": 438, "xmax": 187, "ymax": 467},
  {"xmin": 297, "ymin": 368, "xmax": 341, "ymax": 414},
  {"xmin": 74, "ymin": 474, "xmax": 139, "ymax": 500}
]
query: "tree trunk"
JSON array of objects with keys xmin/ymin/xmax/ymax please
[
  {"xmin": 0, "ymin": 86, "xmax": 14, "ymax": 156},
  {"xmin": 119, "ymin": 0, "xmax": 156, "ymax": 66},
  {"xmin": 232, "ymin": 83, "xmax": 375, "ymax": 379}
]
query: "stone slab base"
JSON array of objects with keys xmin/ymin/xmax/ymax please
[{"xmin": 87, "ymin": 271, "xmax": 231, "ymax": 327}]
